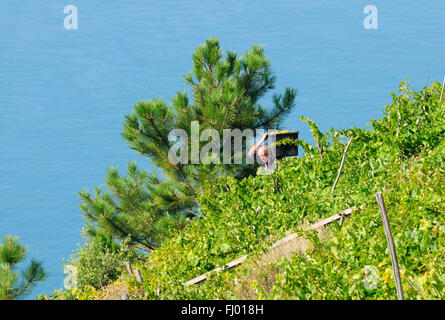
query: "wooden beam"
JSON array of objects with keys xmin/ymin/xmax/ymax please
[
  {"xmin": 184, "ymin": 255, "xmax": 248, "ymax": 285},
  {"xmin": 184, "ymin": 207, "xmax": 356, "ymax": 286},
  {"xmin": 125, "ymin": 261, "xmax": 133, "ymax": 275},
  {"xmin": 306, "ymin": 207, "xmax": 354, "ymax": 230}
]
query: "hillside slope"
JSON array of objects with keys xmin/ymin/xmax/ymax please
[
  {"xmin": 53, "ymin": 80, "xmax": 445, "ymax": 300},
  {"xmin": 122, "ymin": 80, "xmax": 444, "ymax": 300}
]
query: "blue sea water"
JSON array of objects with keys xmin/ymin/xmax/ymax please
[{"xmin": 0, "ymin": 1, "xmax": 444, "ymax": 299}]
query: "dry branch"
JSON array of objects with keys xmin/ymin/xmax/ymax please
[{"xmin": 375, "ymin": 192, "xmax": 404, "ymax": 300}]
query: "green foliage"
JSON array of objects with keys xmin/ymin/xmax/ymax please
[
  {"xmin": 122, "ymin": 80, "xmax": 443, "ymax": 300},
  {"xmin": 38, "ymin": 234, "xmax": 136, "ymax": 300},
  {"xmin": 373, "ymin": 80, "xmax": 445, "ymax": 159},
  {"xmin": 71, "ymin": 80, "xmax": 444, "ymax": 300},
  {"xmin": 0, "ymin": 236, "xmax": 47, "ymax": 300},
  {"xmin": 80, "ymin": 38, "xmax": 297, "ymax": 253},
  {"xmin": 37, "ymin": 286, "xmax": 99, "ymax": 301},
  {"xmin": 273, "ymin": 137, "xmax": 299, "ymax": 147},
  {"xmin": 79, "ymin": 162, "xmax": 180, "ymax": 251}
]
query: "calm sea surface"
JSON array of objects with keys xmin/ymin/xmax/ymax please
[{"xmin": 1, "ymin": 1, "xmax": 444, "ymax": 298}]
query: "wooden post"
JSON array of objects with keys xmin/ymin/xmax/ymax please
[
  {"xmin": 135, "ymin": 269, "xmax": 143, "ymax": 283},
  {"xmin": 125, "ymin": 261, "xmax": 133, "ymax": 275},
  {"xmin": 440, "ymin": 76, "xmax": 445, "ymax": 103},
  {"xmin": 270, "ymin": 173, "xmax": 280, "ymax": 193},
  {"xmin": 331, "ymin": 136, "xmax": 353, "ymax": 193},
  {"xmin": 375, "ymin": 192, "xmax": 404, "ymax": 300}
]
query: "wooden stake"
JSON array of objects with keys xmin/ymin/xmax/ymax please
[
  {"xmin": 331, "ymin": 137, "xmax": 353, "ymax": 193},
  {"xmin": 396, "ymin": 111, "xmax": 402, "ymax": 137},
  {"xmin": 270, "ymin": 173, "xmax": 281, "ymax": 193},
  {"xmin": 125, "ymin": 261, "xmax": 133, "ymax": 275},
  {"xmin": 440, "ymin": 76, "xmax": 445, "ymax": 103},
  {"xmin": 375, "ymin": 192, "xmax": 404, "ymax": 300},
  {"xmin": 135, "ymin": 269, "xmax": 143, "ymax": 283}
]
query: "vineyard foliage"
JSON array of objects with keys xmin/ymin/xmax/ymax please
[{"xmin": 52, "ymin": 81, "xmax": 445, "ymax": 300}]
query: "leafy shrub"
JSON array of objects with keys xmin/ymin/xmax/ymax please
[
  {"xmin": 68, "ymin": 238, "xmax": 134, "ymax": 290},
  {"xmin": 38, "ymin": 236, "xmax": 136, "ymax": 300}
]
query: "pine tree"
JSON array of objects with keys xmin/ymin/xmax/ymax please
[
  {"xmin": 0, "ymin": 236, "xmax": 47, "ymax": 300},
  {"xmin": 80, "ymin": 38, "xmax": 297, "ymax": 251}
]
